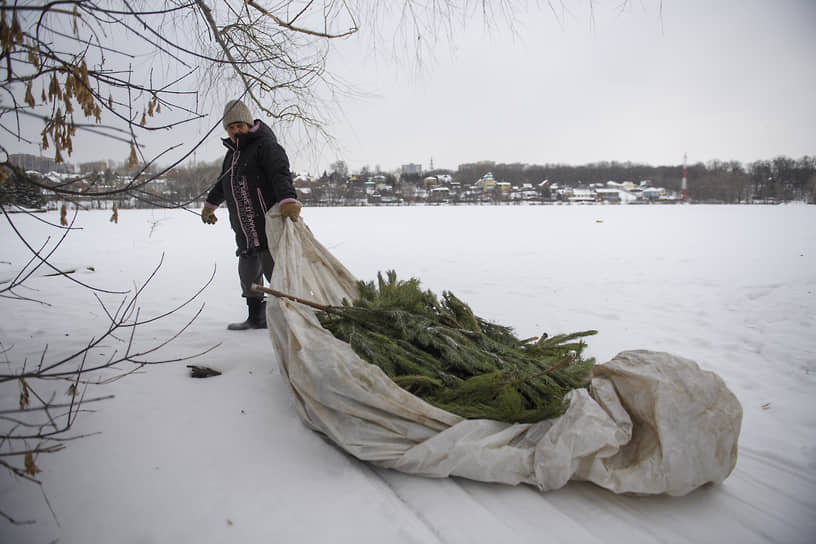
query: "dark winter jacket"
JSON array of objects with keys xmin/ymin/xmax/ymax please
[{"xmin": 205, "ymin": 120, "xmax": 297, "ymax": 254}]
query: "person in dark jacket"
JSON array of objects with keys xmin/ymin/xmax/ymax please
[{"xmin": 201, "ymin": 99, "xmax": 301, "ymax": 330}]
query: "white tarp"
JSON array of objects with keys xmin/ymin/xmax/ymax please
[{"xmin": 263, "ymin": 207, "xmax": 743, "ymax": 496}]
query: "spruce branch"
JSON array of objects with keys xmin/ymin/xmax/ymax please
[{"xmin": 260, "ymin": 271, "xmax": 597, "ymax": 424}]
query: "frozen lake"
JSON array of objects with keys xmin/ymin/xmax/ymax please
[{"xmin": 1, "ymin": 203, "xmax": 815, "ymax": 543}]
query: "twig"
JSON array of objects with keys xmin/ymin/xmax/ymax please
[
  {"xmin": 503, "ymin": 351, "xmax": 576, "ymax": 386},
  {"xmin": 245, "ymin": 0, "xmax": 358, "ymax": 38},
  {"xmin": 0, "ymin": 444, "xmax": 65, "ymax": 458},
  {"xmin": 0, "ymin": 395, "xmax": 115, "ymax": 414},
  {"xmin": 521, "ymin": 331, "xmax": 549, "ymax": 344},
  {"xmin": 0, "ymin": 508, "xmax": 35, "ymax": 525}
]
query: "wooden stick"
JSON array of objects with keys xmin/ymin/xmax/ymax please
[
  {"xmin": 521, "ymin": 332, "xmax": 549, "ymax": 344},
  {"xmin": 528, "ymin": 351, "xmax": 575, "ymax": 378},
  {"xmin": 250, "ymin": 283, "xmax": 330, "ymax": 311},
  {"xmin": 503, "ymin": 351, "xmax": 576, "ymax": 386}
]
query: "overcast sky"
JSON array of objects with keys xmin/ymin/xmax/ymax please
[
  {"xmin": 311, "ymin": 0, "xmax": 816, "ymax": 174},
  {"xmin": 3, "ymin": 0, "xmax": 814, "ymax": 176}
]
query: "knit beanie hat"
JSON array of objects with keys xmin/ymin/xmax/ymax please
[{"xmin": 222, "ymin": 99, "xmax": 254, "ymax": 130}]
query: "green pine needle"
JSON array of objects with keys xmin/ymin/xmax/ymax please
[{"xmin": 318, "ymin": 271, "xmax": 596, "ymax": 424}]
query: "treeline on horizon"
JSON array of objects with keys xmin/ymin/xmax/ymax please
[
  {"xmin": 4, "ymin": 154, "xmax": 814, "ymax": 208},
  {"xmin": 442, "ymin": 156, "xmax": 816, "ymax": 203},
  {"xmin": 165, "ymin": 155, "xmax": 814, "ymax": 204}
]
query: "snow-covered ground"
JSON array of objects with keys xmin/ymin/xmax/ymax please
[{"xmin": 1, "ymin": 204, "xmax": 814, "ymax": 543}]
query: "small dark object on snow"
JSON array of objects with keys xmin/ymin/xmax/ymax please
[{"xmin": 187, "ymin": 365, "xmax": 222, "ymax": 378}]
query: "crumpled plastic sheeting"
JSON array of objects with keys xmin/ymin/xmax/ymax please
[{"xmin": 263, "ymin": 207, "xmax": 743, "ymax": 495}]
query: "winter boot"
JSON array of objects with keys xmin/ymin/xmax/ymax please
[{"xmin": 227, "ymin": 298, "xmax": 267, "ymax": 330}]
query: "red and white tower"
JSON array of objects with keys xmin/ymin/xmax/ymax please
[{"xmin": 681, "ymin": 152, "xmax": 688, "ymax": 202}]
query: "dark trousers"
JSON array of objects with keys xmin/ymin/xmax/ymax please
[{"xmin": 238, "ymin": 250, "xmax": 275, "ymax": 299}]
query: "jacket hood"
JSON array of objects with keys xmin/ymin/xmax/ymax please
[{"xmin": 222, "ymin": 119, "xmax": 278, "ymax": 150}]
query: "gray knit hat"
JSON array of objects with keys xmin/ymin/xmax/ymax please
[{"xmin": 222, "ymin": 99, "xmax": 254, "ymax": 130}]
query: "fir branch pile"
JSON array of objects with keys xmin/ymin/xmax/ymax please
[{"xmin": 316, "ymin": 271, "xmax": 597, "ymax": 424}]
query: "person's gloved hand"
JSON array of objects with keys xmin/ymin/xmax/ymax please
[
  {"xmin": 201, "ymin": 207, "xmax": 218, "ymax": 225},
  {"xmin": 279, "ymin": 201, "xmax": 302, "ymax": 222}
]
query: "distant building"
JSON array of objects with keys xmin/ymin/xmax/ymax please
[
  {"xmin": 293, "ymin": 173, "xmax": 312, "ymax": 185},
  {"xmin": 8, "ymin": 153, "xmax": 74, "ymax": 174},
  {"xmin": 476, "ymin": 172, "xmax": 497, "ymax": 192},
  {"xmin": 595, "ymin": 188, "xmax": 622, "ymax": 203},
  {"xmin": 568, "ymin": 188, "xmax": 595, "ymax": 203},
  {"xmin": 641, "ymin": 187, "xmax": 666, "ymax": 200},
  {"xmin": 400, "ymin": 163, "xmax": 422, "ymax": 176},
  {"xmin": 429, "ymin": 186, "xmax": 450, "ymax": 202},
  {"xmin": 79, "ymin": 160, "xmax": 108, "ymax": 173},
  {"xmin": 295, "ymin": 186, "xmax": 313, "ymax": 203}
]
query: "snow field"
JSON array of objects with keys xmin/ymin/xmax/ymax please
[{"xmin": 1, "ymin": 203, "xmax": 814, "ymax": 543}]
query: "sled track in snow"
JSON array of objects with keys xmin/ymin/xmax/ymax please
[
  {"xmin": 369, "ymin": 466, "xmax": 532, "ymax": 544},
  {"xmin": 365, "ymin": 466, "xmax": 447, "ymax": 544},
  {"xmin": 360, "ymin": 447, "xmax": 816, "ymax": 544},
  {"xmin": 737, "ymin": 447, "xmax": 816, "ymax": 510}
]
